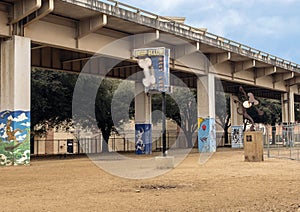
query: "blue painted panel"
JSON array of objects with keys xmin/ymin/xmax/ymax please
[
  {"xmin": 198, "ymin": 118, "xmax": 216, "ymax": 153},
  {"xmin": 135, "ymin": 124, "xmax": 152, "ymax": 154}
]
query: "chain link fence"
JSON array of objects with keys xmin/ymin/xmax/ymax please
[
  {"xmin": 32, "ymin": 129, "xmax": 229, "ymax": 156},
  {"xmin": 265, "ymin": 123, "xmax": 300, "ymax": 161}
]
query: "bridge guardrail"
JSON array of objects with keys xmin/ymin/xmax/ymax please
[{"xmin": 103, "ymin": 0, "xmax": 300, "ymax": 73}]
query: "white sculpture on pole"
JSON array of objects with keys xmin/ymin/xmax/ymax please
[{"xmin": 137, "ymin": 57, "xmax": 156, "ymax": 88}]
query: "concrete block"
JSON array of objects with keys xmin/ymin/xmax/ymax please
[
  {"xmin": 155, "ymin": 156, "xmax": 174, "ymax": 169},
  {"xmin": 244, "ymin": 131, "xmax": 264, "ymax": 162}
]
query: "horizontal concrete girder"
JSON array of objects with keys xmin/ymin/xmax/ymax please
[
  {"xmin": 234, "ymin": 59, "xmax": 256, "ymax": 73},
  {"xmin": 174, "ymin": 43, "xmax": 199, "ymax": 59},
  {"xmin": 256, "ymin": 66, "xmax": 276, "ymax": 79},
  {"xmin": 273, "ymin": 72, "xmax": 294, "ymax": 83},
  {"xmin": 24, "ymin": 0, "xmax": 54, "ymax": 27},
  {"xmin": 10, "ymin": 0, "xmax": 42, "ymax": 24},
  {"xmin": 131, "ymin": 30, "xmax": 159, "ymax": 49},
  {"xmin": 78, "ymin": 14, "xmax": 107, "ymax": 39},
  {"xmin": 287, "ymin": 76, "xmax": 300, "ymax": 86},
  {"xmin": 210, "ymin": 52, "xmax": 231, "ymax": 65}
]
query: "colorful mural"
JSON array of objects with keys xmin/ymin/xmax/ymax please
[
  {"xmin": 135, "ymin": 124, "xmax": 152, "ymax": 154},
  {"xmin": 198, "ymin": 117, "xmax": 216, "ymax": 153},
  {"xmin": 0, "ymin": 110, "xmax": 30, "ymax": 166},
  {"xmin": 231, "ymin": 126, "xmax": 244, "ymax": 148}
]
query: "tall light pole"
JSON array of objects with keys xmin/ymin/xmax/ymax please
[{"xmin": 162, "ymin": 92, "xmax": 167, "ymax": 156}]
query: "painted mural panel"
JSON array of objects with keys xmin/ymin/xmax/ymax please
[
  {"xmin": 135, "ymin": 124, "xmax": 152, "ymax": 154},
  {"xmin": 0, "ymin": 110, "xmax": 30, "ymax": 166},
  {"xmin": 231, "ymin": 126, "xmax": 244, "ymax": 148},
  {"xmin": 198, "ymin": 118, "xmax": 216, "ymax": 153}
]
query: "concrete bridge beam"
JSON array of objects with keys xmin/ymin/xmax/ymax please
[
  {"xmin": 256, "ymin": 66, "xmax": 277, "ymax": 79},
  {"xmin": 77, "ymin": 14, "xmax": 107, "ymax": 39},
  {"xmin": 10, "ymin": 0, "xmax": 42, "ymax": 24},
  {"xmin": 273, "ymin": 72, "xmax": 294, "ymax": 83},
  {"xmin": 24, "ymin": 0, "xmax": 54, "ymax": 27},
  {"xmin": 234, "ymin": 59, "xmax": 256, "ymax": 73},
  {"xmin": 210, "ymin": 52, "xmax": 231, "ymax": 65},
  {"xmin": 131, "ymin": 30, "xmax": 160, "ymax": 50}
]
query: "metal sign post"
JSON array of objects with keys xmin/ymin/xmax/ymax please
[
  {"xmin": 133, "ymin": 47, "xmax": 171, "ymax": 156},
  {"xmin": 162, "ymin": 92, "xmax": 167, "ymax": 156}
]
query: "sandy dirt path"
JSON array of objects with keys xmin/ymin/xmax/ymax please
[{"xmin": 1, "ymin": 149, "xmax": 300, "ymax": 211}]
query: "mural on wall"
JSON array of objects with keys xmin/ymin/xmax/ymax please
[
  {"xmin": 135, "ymin": 124, "xmax": 152, "ymax": 154},
  {"xmin": 198, "ymin": 118, "xmax": 216, "ymax": 153},
  {"xmin": 231, "ymin": 126, "xmax": 244, "ymax": 148},
  {"xmin": 0, "ymin": 110, "xmax": 30, "ymax": 166}
]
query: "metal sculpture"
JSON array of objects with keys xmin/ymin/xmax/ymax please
[{"xmin": 234, "ymin": 86, "xmax": 264, "ymax": 131}]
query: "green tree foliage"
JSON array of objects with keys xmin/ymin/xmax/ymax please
[
  {"xmin": 248, "ymin": 98, "xmax": 281, "ymax": 126},
  {"xmin": 215, "ymin": 93, "xmax": 231, "ymax": 145},
  {"xmin": 95, "ymin": 79, "xmax": 134, "ymax": 151},
  {"xmin": 73, "ymin": 75, "xmax": 134, "ymax": 152},
  {"xmin": 95, "ymin": 80, "xmax": 119, "ymax": 152},
  {"xmin": 31, "ymin": 69, "xmax": 78, "ymax": 134},
  {"xmin": 247, "ymin": 98, "xmax": 281, "ymax": 144},
  {"xmin": 32, "ymin": 69, "xmax": 134, "ymax": 152},
  {"xmin": 152, "ymin": 87, "xmax": 197, "ymax": 148}
]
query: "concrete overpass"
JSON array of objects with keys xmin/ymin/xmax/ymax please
[{"xmin": 0, "ymin": 0, "xmax": 299, "ymax": 164}]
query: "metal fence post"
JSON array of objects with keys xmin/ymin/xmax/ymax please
[
  {"xmin": 37, "ymin": 139, "xmax": 39, "ymax": 156},
  {"xmin": 267, "ymin": 126, "xmax": 270, "ymax": 158}
]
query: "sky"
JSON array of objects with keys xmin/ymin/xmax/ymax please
[{"xmin": 113, "ymin": 0, "xmax": 300, "ymax": 64}]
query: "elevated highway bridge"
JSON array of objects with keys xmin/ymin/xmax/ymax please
[{"xmin": 0, "ymin": 0, "xmax": 299, "ymax": 164}]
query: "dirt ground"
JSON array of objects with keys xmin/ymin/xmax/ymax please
[{"xmin": 1, "ymin": 149, "xmax": 300, "ymax": 212}]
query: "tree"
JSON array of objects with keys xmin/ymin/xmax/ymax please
[
  {"xmin": 249, "ymin": 98, "xmax": 281, "ymax": 125},
  {"xmin": 152, "ymin": 87, "xmax": 197, "ymax": 148},
  {"xmin": 32, "ymin": 69, "xmax": 134, "ymax": 152},
  {"xmin": 215, "ymin": 93, "xmax": 231, "ymax": 145},
  {"xmin": 72, "ymin": 75, "xmax": 135, "ymax": 152},
  {"xmin": 247, "ymin": 98, "xmax": 281, "ymax": 144},
  {"xmin": 94, "ymin": 80, "xmax": 118, "ymax": 152},
  {"xmin": 31, "ymin": 69, "xmax": 78, "ymax": 134},
  {"xmin": 94, "ymin": 79, "xmax": 134, "ymax": 152}
]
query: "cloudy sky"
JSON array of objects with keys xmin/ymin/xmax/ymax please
[{"xmin": 115, "ymin": 0, "xmax": 300, "ymax": 64}]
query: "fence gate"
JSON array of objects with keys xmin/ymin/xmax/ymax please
[{"xmin": 266, "ymin": 123, "xmax": 300, "ymax": 161}]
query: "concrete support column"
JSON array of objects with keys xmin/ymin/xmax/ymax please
[
  {"xmin": 135, "ymin": 83, "xmax": 151, "ymax": 123},
  {"xmin": 281, "ymin": 93, "xmax": 289, "ymax": 123},
  {"xmin": 230, "ymin": 94, "xmax": 244, "ymax": 148},
  {"xmin": 0, "ymin": 36, "xmax": 31, "ymax": 166},
  {"xmin": 289, "ymin": 85, "xmax": 297, "ymax": 124},
  {"xmin": 197, "ymin": 73, "xmax": 216, "ymax": 152},
  {"xmin": 134, "ymin": 82, "xmax": 152, "ymax": 154},
  {"xmin": 197, "ymin": 74, "xmax": 215, "ymax": 118},
  {"xmin": 230, "ymin": 94, "xmax": 243, "ymax": 126},
  {"xmin": 282, "ymin": 85, "xmax": 297, "ymax": 124}
]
